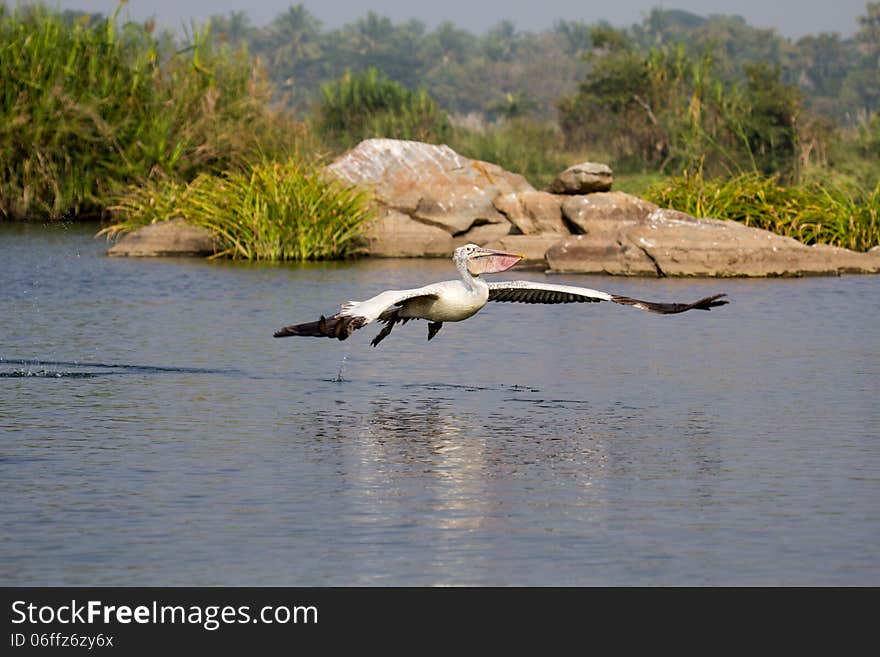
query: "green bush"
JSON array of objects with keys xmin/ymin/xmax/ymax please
[
  {"xmin": 558, "ymin": 36, "xmax": 801, "ymax": 178},
  {"xmin": 449, "ymin": 118, "xmax": 570, "ymax": 189},
  {"xmin": 0, "ymin": 3, "xmax": 297, "ymax": 220},
  {"xmin": 103, "ymin": 159, "xmax": 375, "ymax": 261},
  {"xmin": 644, "ymin": 169, "xmax": 880, "ymax": 252},
  {"xmin": 314, "ymin": 67, "xmax": 451, "ymax": 148}
]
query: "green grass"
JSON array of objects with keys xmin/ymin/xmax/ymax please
[
  {"xmin": 644, "ymin": 170, "xmax": 880, "ymax": 252},
  {"xmin": 449, "ymin": 119, "xmax": 571, "ymax": 189},
  {"xmin": 315, "ymin": 67, "xmax": 452, "ymax": 149},
  {"xmin": 102, "ymin": 159, "xmax": 375, "ymax": 261},
  {"xmin": 0, "ymin": 3, "xmax": 298, "ymax": 220},
  {"xmin": 612, "ymin": 172, "xmax": 669, "ymax": 196}
]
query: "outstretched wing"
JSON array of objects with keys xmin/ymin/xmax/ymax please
[
  {"xmin": 274, "ymin": 286, "xmax": 441, "ymax": 340},
  {"xmin": 488, "ymin": 281, "xmax": 728, "ymax": 314}
]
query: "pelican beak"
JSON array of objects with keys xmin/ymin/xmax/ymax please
[{"xmin": 472, "ymin": 247, "xmax": 524, "ymax": 273}]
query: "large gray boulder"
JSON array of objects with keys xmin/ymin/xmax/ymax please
[
  {"xmin": 106, "ymin": 218, "xmax": 217, "ymax": 257},
  {"xmin": 326, "ymin": 139, "xmax": 532, "ymax": 256}
]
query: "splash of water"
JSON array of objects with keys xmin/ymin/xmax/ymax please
[{"xmin": 332, "ymin": 352, "xmax": 349, "ymax": 383}]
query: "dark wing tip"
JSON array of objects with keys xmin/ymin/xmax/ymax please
[
  {"xmin": 611, "ymin": 292, "xmax": 729, "ymax": 314},
  {"xmin": 697, "ymin": 293, "xmax": 729, "ymax": 310},
  {"xmin": 274, "ymin": 315, "xmax": 366, "ymax": 340}
]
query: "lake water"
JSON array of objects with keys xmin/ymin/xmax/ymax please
[{"xmin": 2, "ymin": 222, "xmax": 878, "ymax": 585}]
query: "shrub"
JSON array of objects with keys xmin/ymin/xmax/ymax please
[
  {"xmin": 103, "ymin": 159, "xmax": 374, "ymax": 261},
  {"xmin": 449, "ymin": 118, "xmax": 570, "ymax": 188},
  {"xmin": 0, "ymin": 3, "xmax": 297, "ymax": 220},
  {"xmin": 314, "ymin": 67, "xmax": 451, "ymax": 149}
]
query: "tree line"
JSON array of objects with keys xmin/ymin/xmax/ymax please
[{"xmin": 209, "ymin": 3, "xmax": 879, "ymax": 127}]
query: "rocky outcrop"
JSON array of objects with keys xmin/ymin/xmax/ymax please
[
  {"xmin": 325, "ymin": 139, "xmax": 533, "ymax": 256},
  {"xmin": 107, "ymin": 140, "xmax": 879, "ymax": 276},
  {"xmin": 547, "ymin": 207, "xmax": 880, "ymax": 277},
  {"xmin": 546, "ymin": 162, "xmax": 613, "ymax": 194},
  {"xmin": 326, "ymin": 139, "xmax": 879, "ymax": 275},
  {"xmin": 106, "ymin": 218, "xmax": 217, "ymax": 257}
]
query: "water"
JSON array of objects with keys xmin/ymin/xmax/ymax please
[{"xmin": 2, "ymin": 222, "xmax": 878, "ymax": 585}]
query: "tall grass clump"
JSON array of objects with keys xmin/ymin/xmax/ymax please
[
  {"xmin": 0, "ymin": 3, "xmax": 297, "ymax": 220},
  {"xmin": 644, "ymin": 170, "xmax": 880, "ymax": 252},
  {"xmin": 104, "ymin": 159, "xmax": 374, "ymax": 260},
  {"xmin": 314, "ymin": 67, "xmax": 452, "ymax": 149}
]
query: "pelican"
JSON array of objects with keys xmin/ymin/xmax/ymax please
[{"xmin": 274, "ymin": 244, "xmax": 728, "ymax": 346}]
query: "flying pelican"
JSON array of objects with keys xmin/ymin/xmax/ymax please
[{"xmin": 274, "ymin": 244, "xmax": 728, "ymax": 347}]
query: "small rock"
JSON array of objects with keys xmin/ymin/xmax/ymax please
[
  {"xmin": 106, "ymin": 218, "xmax": 217, "ymax": 257},
  {"xmin": 547, "ymin": 162, "xmax": 613, "ymax": 194},
  {"xmin": 562, "ymin": 192, "xmax": 658, "ymax": 230}
]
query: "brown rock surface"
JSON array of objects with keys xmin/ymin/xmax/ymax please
[
  {"xmin": 493, "ymin": 191, "xmax": 568, "ymax": 235},
  {"xmin": 483, "ymin": 234, "xmax": 569, "ymax": 269},
  {"xmin": 362, "ymin": 208, "xmax": 455, "ymax": 258},
  {"xmin": 561, "ymin": 192, "xmax": 658, "ymax": 229},
  {"xmin": 106, "ymin": 218, "xmax": 217, "ymax": 257},
  {"xmin": 547, "ymin": 207, "xmax": 880, "ymax": 277},
  {"xmin": 325, "ymin": 139, "xmax": 532, "ymax": 244}
]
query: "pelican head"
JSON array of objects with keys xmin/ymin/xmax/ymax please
[{"xmin": 454, "ymin": 243, "xmax": 524, "ymax": 276}]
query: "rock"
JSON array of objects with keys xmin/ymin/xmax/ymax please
[
  {"xmin": 452, "ymin": 221, "xmax": 512, "ymax": 247},
  {"xmin": 546, "ymin": 234, "xmax": 660, "ymax": 276},
  {"xmin": 547, "ymin": 207, "xmax": 880, "ymax": 277},
  {"xmin": 547, "ymin": 162, "xmax": 613, "ymax": 194},
  {"xmin": 325, "ymin": 139, "xmax": 533, "ymax": 253},
  {"xmin": 106, "ymin": 218, "xmax": 217, "ymax": 257},
  {"xmin": 562, "ymin": 192, "xmax": 658, "ymax": 230},
  {"xmin": 363, "ymin": 208, "xmax": 454, "ymax": 258},
  {"xmin": 323, "ymin": 139, "xmax": 880, "ymax": 275},
  {"xmin": 493, "ymin": 191, "xmax": 568, "ymax": 235},
  {"xmin": 483, "ymin": 234, "xmax": 569, "ymax": 269}
]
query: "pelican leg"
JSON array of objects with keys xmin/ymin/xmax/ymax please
[{"xmin": 427, "ymin": 322, "xmax": 443, "ymax": 341}]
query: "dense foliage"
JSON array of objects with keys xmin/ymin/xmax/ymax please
[
  {"xmin": 314, "ymin": 67, "xmax": 451, "ymax": 148},
  {"xmin": 210, "ymin": 3, "xmax": 879, "ymax": 128},
  {"xmin": 557, "ymin": 36, "xmax": 802, "ymax": 179},
  {"xmin": 0, "ymin": 3, "xmax": 297, "ymax": 219}
]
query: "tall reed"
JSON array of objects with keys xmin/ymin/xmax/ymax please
[
  {"xmin": 0, "ymin": 3, "xmax": 297, "ymax": 220},
  {"xmin": 104, "ymin": 159, "xmax": 375, "ymax": 261}
]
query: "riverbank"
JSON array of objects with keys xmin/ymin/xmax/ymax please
[
  {"xmin": 102, "ymin": 138, "xmax": 880, "ymax": 277},
  {"xmin": 3, "ymin": 5, "xmax": 878, "ymax": 269}
]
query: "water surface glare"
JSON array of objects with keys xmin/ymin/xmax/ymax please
[{"xmin": 2, "ymin": 223, "xmax": 879, "ymax": 585}]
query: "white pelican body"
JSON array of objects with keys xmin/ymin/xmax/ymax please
[{"xmin": 274, "ymin": 244, "xmax": 728, "ymax": 346}]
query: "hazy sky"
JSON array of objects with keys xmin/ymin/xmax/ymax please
[{"xmin": 43, "ymin": 0, "xmax": 869, "ymax": 38}]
